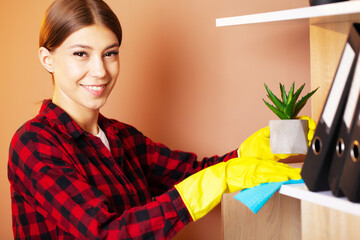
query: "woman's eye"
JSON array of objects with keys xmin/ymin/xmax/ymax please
[
  {"xmin": 73, "ymin": 51, "xmax": 87, "ymax": 57},
  {"xmin": 104, "ymin": 51, "xmax": 119, "ymax": 57}
]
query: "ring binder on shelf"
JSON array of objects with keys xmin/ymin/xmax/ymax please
[
  {"xmin": 329, "ymin": 45, "xmax": 360, "ymax": 197},
  {"xmin": 339, "ymin": 34, "xmax": 360, "ymax": 201},
  {"xmin": 301, "ymin": 23, "xmax": 360, "ymax": 192},
  {"xmin": 338, "ymin": 93, "xmax": 360, "ymax": 202}
]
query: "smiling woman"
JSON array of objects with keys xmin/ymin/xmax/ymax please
[
  {"xmin": 7, "ymin": 0, "xmax": 243, "ymax": 239},
  {"xmin": 6, "ymin": 0, "xmax": 305, "ymax": 239}
]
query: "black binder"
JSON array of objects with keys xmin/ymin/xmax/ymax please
[
  {"xmin": 338, "ymin": 93, "xmax": 360, "ymax": 202},
  {"xmin": 301, "ymin": 23, "xmax": 360, "ymax": 192},
  {"xmin": 328, "ymin": 37, "xmax": 360, "ymax": 196}
]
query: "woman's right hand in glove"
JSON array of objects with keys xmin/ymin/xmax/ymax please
[{"xmin": 174, "ymin": 157, "xmax": 301, "ymax": 221}]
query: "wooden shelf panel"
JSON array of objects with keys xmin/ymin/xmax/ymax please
[{"xmin": 216, "ymin": 1, "xmax": 360, "ymax": 27}]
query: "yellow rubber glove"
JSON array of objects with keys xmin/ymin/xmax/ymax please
[
  {"xmin": 238, "ymin": 116, "xmax": 316, "ymax": 161},
  {"xmin": 174, "ymin": 157, "xmax": 301, "ymax": 221},
  {"xmin": 300, "ymin": 115, "xmax": 316, "ymax": 147}
]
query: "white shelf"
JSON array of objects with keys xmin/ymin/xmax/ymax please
[
  {"xmin": 279, "ymin": 183, "xmax": 360, "ymax": 217},
  {"xmin": 216, "ymin": 1, "xmax": 360, "ymax": 27}
]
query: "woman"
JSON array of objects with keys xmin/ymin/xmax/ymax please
[{"xmin": 8, "ymin": 0, "xmax": 302, "ymax": 239}]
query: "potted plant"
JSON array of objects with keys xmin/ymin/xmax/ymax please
[{"xmin": 263, "ymin": 82, "xmax": 318, "ymax": 154}]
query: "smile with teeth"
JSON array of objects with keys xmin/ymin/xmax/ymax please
[
  {"xmin": 81, "ymin": 84, "xmax": 106, "ymax": 96},
  {"xmin": 84, "ymin": 85, "xmax": 105, "ymax": 90}
]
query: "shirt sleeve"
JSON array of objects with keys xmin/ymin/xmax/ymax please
[
  {"xmin": 8, "ymin": 127, "xmax": 191, "ymax": 240},
  {"xmin": 121, "ymin": 124, "xmax": 238, "ymax": 196}
]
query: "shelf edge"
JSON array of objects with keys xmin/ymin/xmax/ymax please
[
  {"xmin": 216, "ymin": 1, "xmax": 360, "ymax": 27},
  {"xmin": 279, "ymin": 183, "xmax": 360, "ymax": 217}
]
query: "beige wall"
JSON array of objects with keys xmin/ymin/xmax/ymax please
[{"xmin": 0, "ymin": 0, "xmax": 310, "ymax": 239}]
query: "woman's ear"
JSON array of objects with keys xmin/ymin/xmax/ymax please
[{"xmin": 38, "ymin": 47, "xmax": 54, "ymax": 73}]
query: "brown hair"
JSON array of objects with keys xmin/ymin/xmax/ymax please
[{"xmin": 39, "ymin": 0, "xmax": 122, "ymax": 51}]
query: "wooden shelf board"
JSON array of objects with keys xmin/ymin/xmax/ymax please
[
  {"xmin": 279, "ymin": 183, "xmax": 360, "ymax": 216},
  {"xmin": 216, "ymin": 1, "xmax": 360, "ymax": 27}
]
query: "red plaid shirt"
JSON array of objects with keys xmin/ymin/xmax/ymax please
[{"xmin": 8, "ymin": 100, "xmax": 237, "ymax": 240}]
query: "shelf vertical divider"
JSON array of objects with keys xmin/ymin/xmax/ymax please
[{"xmin": 309, "ymin": 22, "xmax": 351, "ymax": 121}]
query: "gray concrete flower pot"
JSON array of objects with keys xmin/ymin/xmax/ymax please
[{"xmin": 269, "ymin": 119, "xmax": 309, "ymax": 154}]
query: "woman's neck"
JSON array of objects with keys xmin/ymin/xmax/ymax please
[
  {"xmin": 73, "ymin": 110, "xmax": 99, "ymax": 135},
  {"xmin": 52, "ymin": 98, "xmax": 100, "ymax": 135}
]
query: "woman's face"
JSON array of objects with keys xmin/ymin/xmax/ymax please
[{"xmin": 47, "ymin": 24, "xmax": 120, "ymax": 113}]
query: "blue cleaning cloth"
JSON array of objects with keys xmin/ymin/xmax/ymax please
[{"xmin": 234, "ymin": 179, "xmax": 304, "ymax": 214}]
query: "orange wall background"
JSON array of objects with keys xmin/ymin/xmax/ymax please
[{"xmin": 0, "ymin": 0, "xmax": 311, "ymax": 239}]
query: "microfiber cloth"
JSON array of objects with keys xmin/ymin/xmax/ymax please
[{"xmin": 234, "ymin": 179, "xmax": 304, "ymax": 214}]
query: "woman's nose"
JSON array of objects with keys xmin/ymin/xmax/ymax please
[{"xmin": 89, "ymin": 56, "xmax": 106, "ymax": 78}]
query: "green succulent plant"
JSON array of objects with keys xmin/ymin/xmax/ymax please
[{"xmin": 263, "ymin": 82, "xmax": 318, "ymax": 119}]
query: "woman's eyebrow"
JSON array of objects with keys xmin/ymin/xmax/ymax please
[
  {"xmin": 69, "ymin": 43, "xmax": 119, "ymax": 50},
  {"xmin": 105, "ymin": 43, "xmax": 120, "ymax": 50},
  {"xmin": 69, "ymin": 44, "xmax": 92, "ymax": 50}
]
